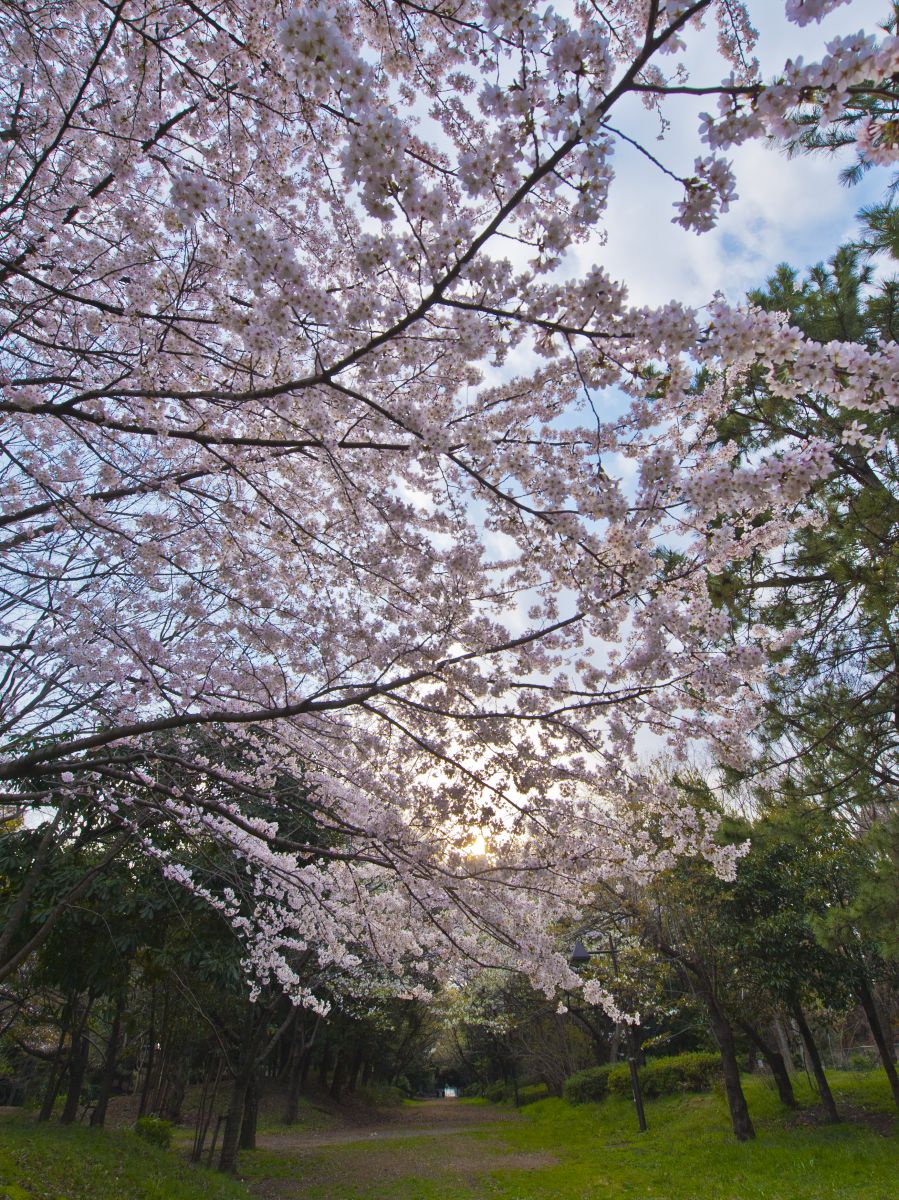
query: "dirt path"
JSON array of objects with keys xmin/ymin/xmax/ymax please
[
  {"xmin": 242, "ymin": 1099, "xmax": 554, "ymax": 1199},
  {"xmin": 254, "ymin": 1098, "xmax": 519, "ymax": 1152}
]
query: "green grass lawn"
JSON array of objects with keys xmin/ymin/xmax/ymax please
[
  {"xmin": 1, "ymin": 1071, "xmax": 895, "ymax": 1200},
  {"xmin": 0, "ymin": 1116, "xmax": 250, "ymax": 1200},
  {"xmin": 488, "ymin": 1072, "xmax": 898, "ymax": 1200}
]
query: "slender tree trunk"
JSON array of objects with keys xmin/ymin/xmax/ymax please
[
  {"xmin": 38, "ymin": 1018, "xmax": 70, "ymax": 1123},
  {"xmin": 239, "ymin": 1070, "xmax": 259, "ymax": 1150},
  {"xmin": 59, "ymin": 1031, "xmax": 89, "ymax": 1124},
  {"xmin": 347, "ymin": 1045, "xmax": 364, "ymax": 1095},
  {"xmin": 772, "ymin": 1015, "xmax": 796, "ymax": 1075},
  {"xmin": 330, "ymin": 1050, "xmax": 346, "ymax": 1101},
  {"xmin": 791, "ymin": 1004, "xmax": 839, "ymax": 1123},
  {"xmin": 192, "ymin": 1057, "xmax": 223, "ymax": 1163},
  {"xmin": 138, "ymin": 987, "xmax": 156, "ymax": 1118},
  {"xmin": 704, "ymin": 995, "xmax": 755, "ymax": 1141},
  {"xmin": 737, "ymin": 1019, "xmax": 797, "ymax": 1109},
  {"xmin": 283, "ymin": 1049, "xmax": 306, "ymax": 1125},
  {"xmin": 160, "ymin": 1057, "xmax": 187, "ymax": 1123},
  {"xmin": 91, "ymin": 994, "xmax": 125, "ymax": 1127},
  {"xmin": 625, "ymin": 1025, "xmax": 647, "ymax": 1133},
  {"xmin": 856, "ymin": 976, "xmax": 899, "ymax": 1109},
  {"xmin": 317, "ymin": 1044, "xmax": 333, "ymax": 1090},
  {"xmin": 300, "ymin": 1043, "xmax": 314, "ymax": 1092}
]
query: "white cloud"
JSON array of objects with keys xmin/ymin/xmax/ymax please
[{"xmin": 574, "ymin": 0, "xmax": 891, "ymax": 309}]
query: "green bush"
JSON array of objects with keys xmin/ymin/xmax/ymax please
[
  {"xmin": 483, "ymin": 1081, "xmax": 513, "ymax": 1103},
  {"xmin": 568, "ymin": 1053, "xmax": 722, "ymax": 1105},
  {"xmin": 133, "ymin": 1116, "xmax": 173, "ymax": 1149},
  {"xmin": 608, "ymin": 1065, "xmax": 633, "ymax": 1097},
  {"xmin": 646, "ymin": 1052, "xmax": 721, "ymax": 1095},
  {"xmin": 848, "ymin": 1049, "xmax": 878, "ymax": 1071},
  {"xmin": 563, "ymin": 1065, "xmax": 614, "ymax": 1105},
  {"xmin": 461, "ymin": 1082, "xmax": 482, "ymax": 1097}
]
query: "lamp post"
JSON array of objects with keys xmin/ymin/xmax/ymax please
[{"xmin": 570, "ymin": 937, "xmax": 647, "ymax": 1133}]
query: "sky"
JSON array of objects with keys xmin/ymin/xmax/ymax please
[{"xmin": 588, "ymin": 0, "xmax": 892, "ymax": 310}]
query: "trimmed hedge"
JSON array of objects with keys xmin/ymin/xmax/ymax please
[
  {"xmin": 563, "ymin": 1065, "xmax": 614, "ymax": 1105},
  {"xmin": 566, "ymin": 1052, "xmax": 722, "ymax": 1105},
  {"xmin": 480, "ymin": 1080, "xmax": 552, "ymax": 1105},
  {"xmin": 641, "ymin": 1052, "xmax": 722, "ymax": 1097}
]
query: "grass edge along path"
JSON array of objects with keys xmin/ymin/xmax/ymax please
[{"xmin": 237, "ymin": 1071, "xmax": 897, "ymax": 1200}]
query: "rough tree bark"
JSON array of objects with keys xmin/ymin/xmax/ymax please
[
  {"xmin": 90, "ymin": 993, "xmax": 125, "ymax": 1127},
  {"xmin": 737, "ymin": 1018, "xmax": 797, "ymax": 1109},
  {"xmin": 703, "ymin": 991, "xmax": 755, "ymax": 1141},
  {"xmin": 855, "ymin": 976, "xmax": 899, "ymax": 1109},
  {"xmin": 791, "ymin": 1003, "xmax": 839, "ymax": 1123}
]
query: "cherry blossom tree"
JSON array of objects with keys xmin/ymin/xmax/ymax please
[{"xmin": 1, "ymin": 0, "xmax": 898, "ymax": 1007}]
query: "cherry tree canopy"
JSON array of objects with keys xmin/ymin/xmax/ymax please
[{"xmin": 1, "ymin": 0, "xmax": 896, "ymax": 1005}]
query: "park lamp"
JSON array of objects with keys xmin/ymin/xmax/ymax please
[{"xmin": 569, "ymin": 938, "xmax": 647, "ymax": 1133}]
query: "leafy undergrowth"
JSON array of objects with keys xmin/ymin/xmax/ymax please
[
  {"xmin": 235, "ymin": 1072, "xmax": 898, "ymax": 1200},
  {"xmin": 0, "ymin": 1115, "xmax": 250, "ymax": 1200}
]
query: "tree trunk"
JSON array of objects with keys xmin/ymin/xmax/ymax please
[
  {"xmin": 192, "ymin": 1058, "xmax": 222, "ymax": 1163},
  {"xmin": 239, "ymin": 1071, "xmax": 259, "ymax": 1150},
  {"xmin": 347, "ymin": 1045, "xmax": 364, "ymax": 1094},
  {"xmin": 138, "ymin": 988, "xmax": 156, "ymax": 1118},
  {"xmin": 284, "ymin": 1047, "xmax": 309, "ymax": 1125},
  {"xmin": 91, "ymin": 995, "xmax": 125, "ymax": 1127},
  {"xmin": 317, "ymin": 1044, "xmax": 333, "ymax": 1089},
  {"xmin": 160, "ymin": 1058, "xmax": 187, "ymax": 1123},
  {"xmin": 791, "ymin": 1003, "xmax": 839, "ymax": 1123},
  {"xmin": 625, "ymin": 1025, "xmax": 647, "ymax": 1133},
  {"xmin": 59, "ymin": 1031, "xmax": 89, "ymax": 1124},
  {"xmin": 330, "ymin": 1050, "xmax": 346, "ymax": 1102},
  {"xmin": 704, "ymin": 995, "xmax": 755, "ymax": 1141},
  {"xmin": 772, "ymin": 1015, "xmax": 796, "ymax": 1075},
  {"xmin": 609, "ymin": 1024, "xmax": 621, "ymax": 1065},
  {"xmin": 219, "ymin": 1070, "xmax": 251, "ymax": 1172},
  {"xmin": 737, "ymin": 1019, "xmax": 797, "ymax": 1109},
  {"xmin": 856, "ymin": 975, "xmax": 899, "ymax": 1109},
  {"xmin": 38, "ymin": 1019, "xmax": 70, "ymax": 1123},
  {"xmin": 300, "ymin": 1043, "xmax": 314, "ymax": 1092}
]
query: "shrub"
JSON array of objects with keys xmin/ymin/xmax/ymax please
[
  {"xmin": 648, "ymin": 1052, "xmax": 721, "ymax": 1094},
  {"xmin": 134, "ymin": 1116, "xmax": 173, "ymax": 1149},
  {"xmin": 461, "ymin": 1082, "xmax": 482, "ymax": 1098},
  {"xmin": 848, "ymin": 1049, "xmax": 878, "ymax": 1071},
  {"xmin": 563, "ymin": 1065, "xmax": 613, "ymax": 1105},
  {"xmin": 608, "ymin": 1065, "xmax": 633, "ymax": 1097},
  {"xmin": 517, "ymin": 1083, "xmax": 550, "ymax": 1106},
  {"xmin": 573, "ymin": 1053, "xmax": 722, "ymax": 1104}
]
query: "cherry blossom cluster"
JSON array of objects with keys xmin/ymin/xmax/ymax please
[
  {"xmin": 0, "ymin": 0, "xmax": 895, "ymax": 1010},
  {"xmin": 701, "ymin": 28, "xmax": 899, "ymax": 152},
  {"xmin": 673, "ymin": 155, "xmax": 738, "ymax": 233}
]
